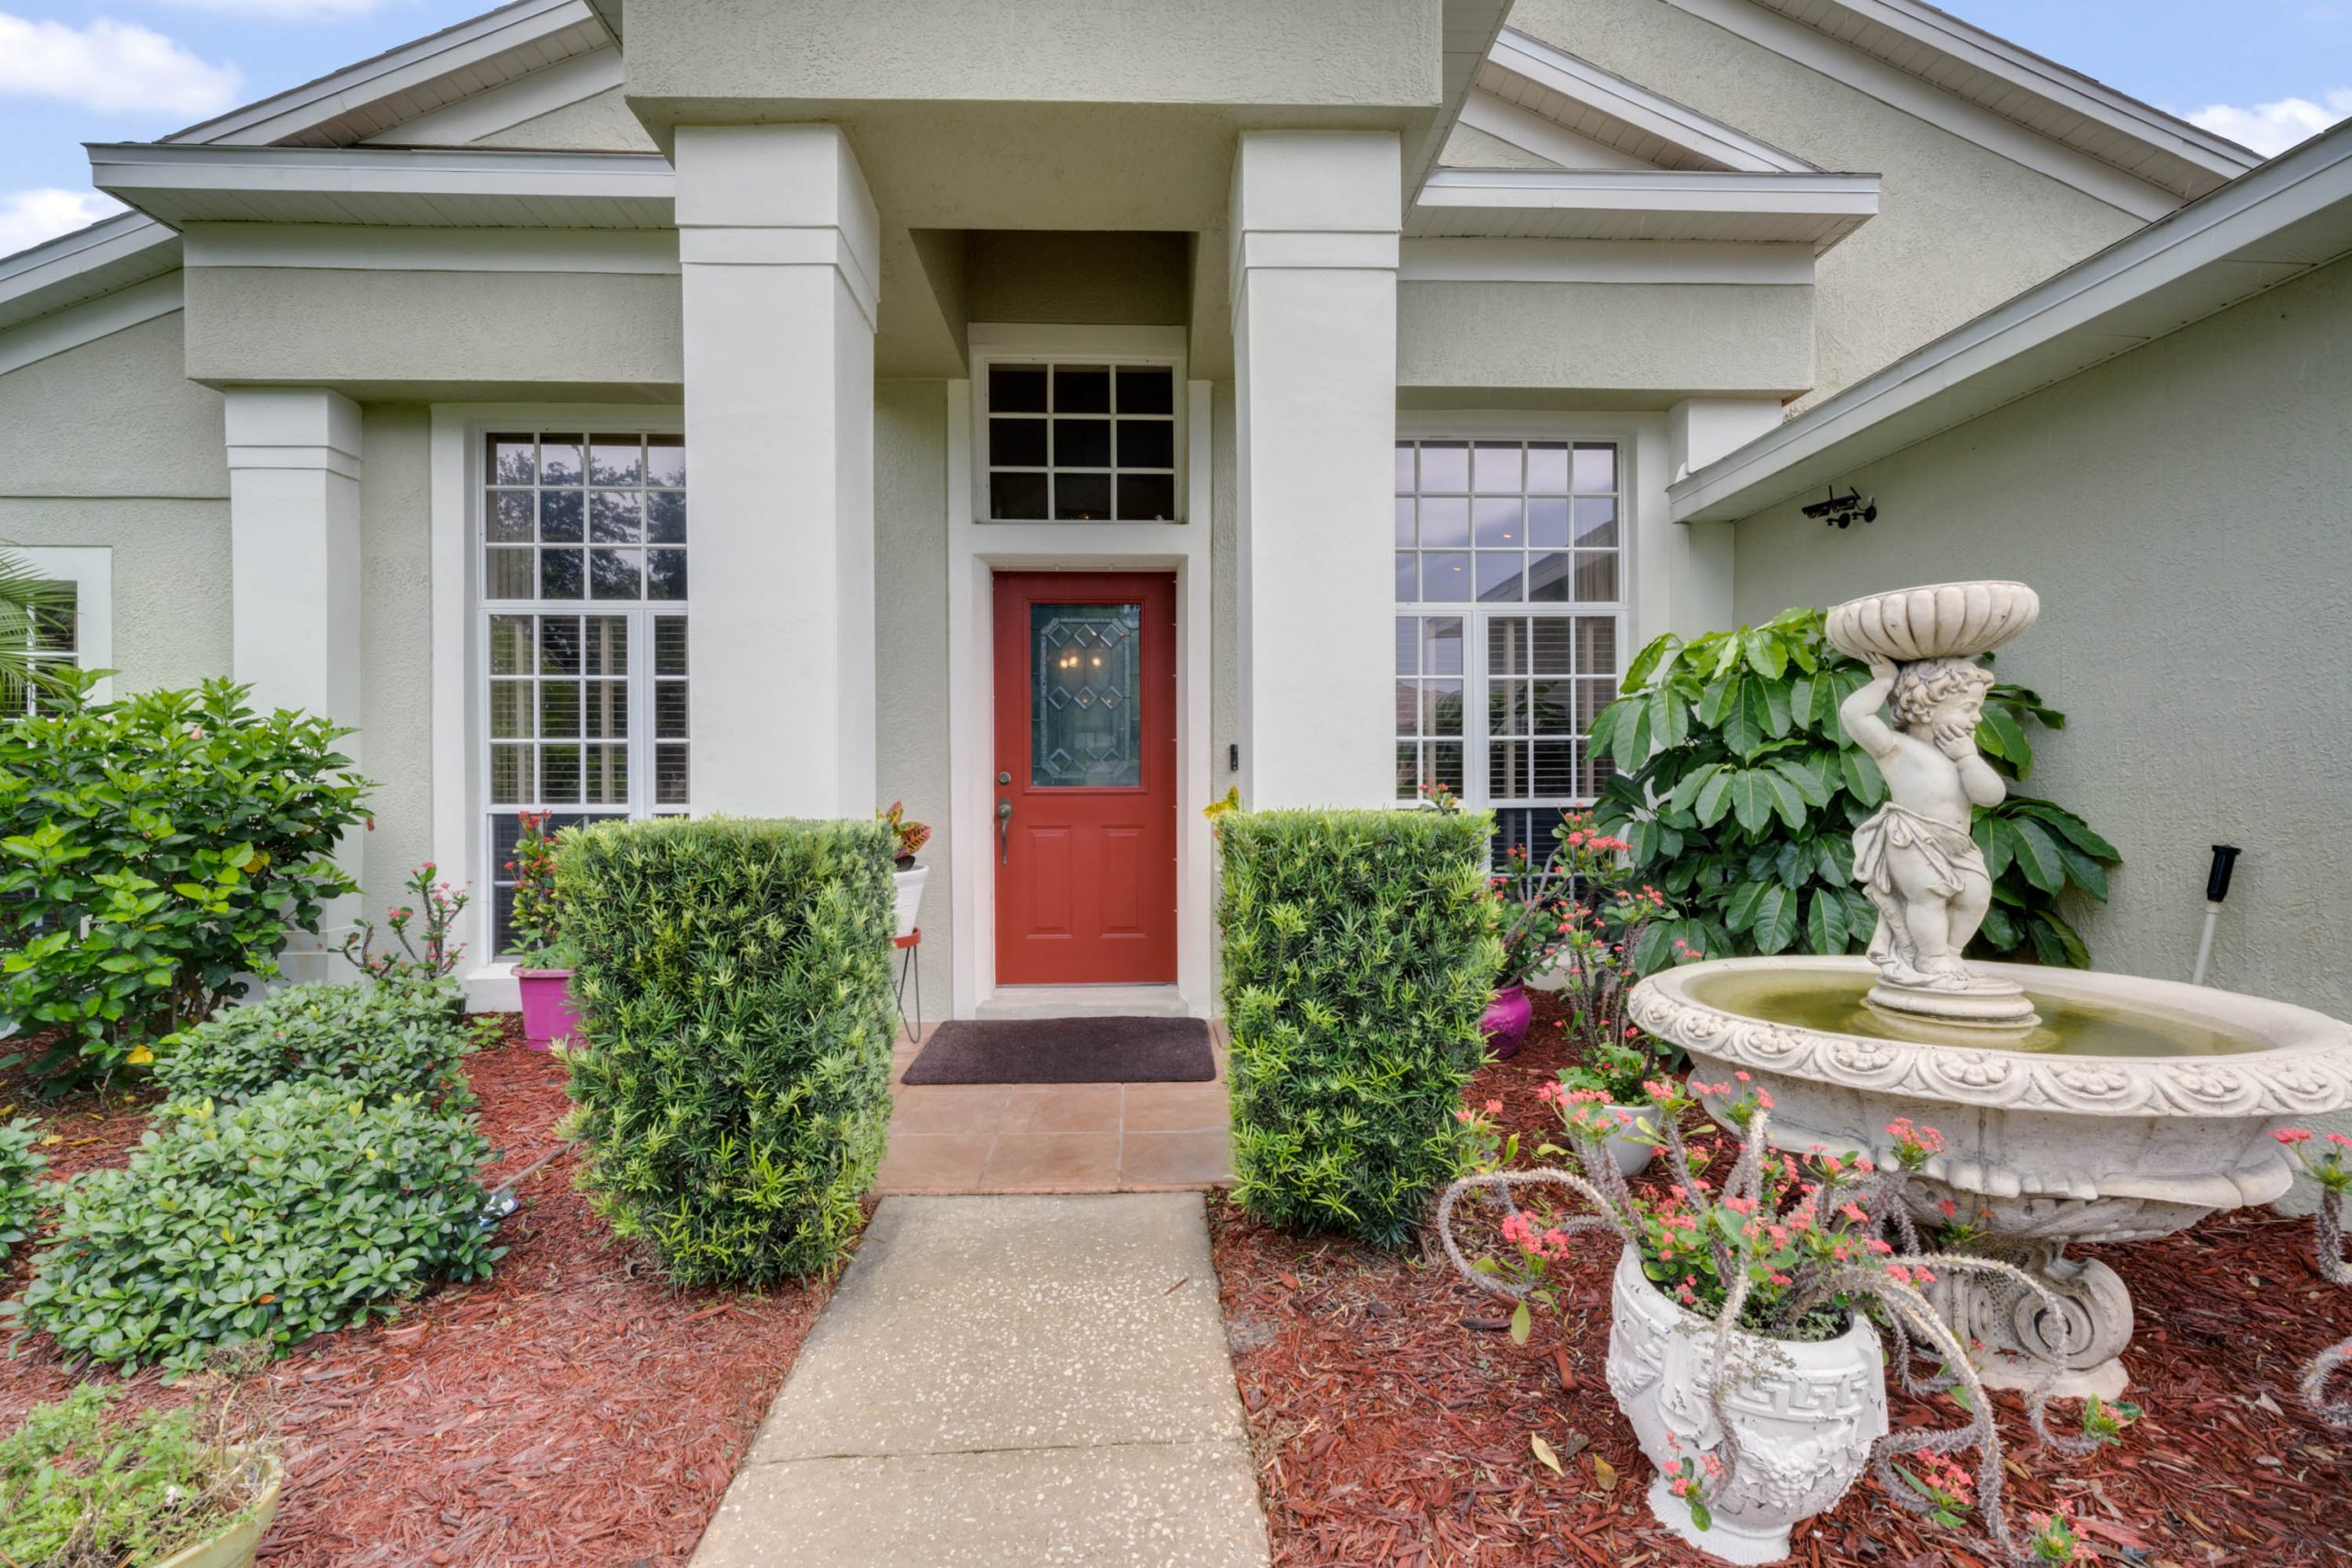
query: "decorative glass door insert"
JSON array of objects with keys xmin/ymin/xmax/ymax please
[{"xmin": 1030, "ymin": 603, "xmax": 1143, "ymax": 788}]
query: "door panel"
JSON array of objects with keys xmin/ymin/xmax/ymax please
[{"xmin": 993, "ymin": 571, "xmax": 1178, "ymax": 984}]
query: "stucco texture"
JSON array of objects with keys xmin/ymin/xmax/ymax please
[
  {"xmin": 355, "ymin": 404, "xmax": 435, "ymax": 910},
  {"xmin": 875, "ymin": 379, "xmax": 954, "ymax": 1018},
  {"xmin": 1397, "ymin": 279, "xmax": 1814, "ymax": 398},
  {"xmin": 183, "ymin": 267, "xmax": 684, "ymax": 396},
  {"xmin": 1507, "ymin": 0, "xmax": 2144, "ymax": 405},
  {"xmin": 1731, "ymin": 255, "xmax": 2352, "ymax": 1020},
  {"xmin": 471, "ymin": 86, "xmax": 661, "ymax": 152}
]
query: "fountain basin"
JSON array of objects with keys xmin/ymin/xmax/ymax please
[{"xmin": 1629, "ymin": 955, "xmax": 2352, "ymax": 1395}]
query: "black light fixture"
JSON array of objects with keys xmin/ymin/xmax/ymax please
[{"xmin": 1800, "ymin": 485, "xmax": 1878, "ymax": 529}]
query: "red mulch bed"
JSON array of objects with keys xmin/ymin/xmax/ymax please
[
  {"xmin": 1210, "ymin": 996, "xmax": 2352, "ymax": 1567},
  {"xmin": 1, "ymin": 1022, "xmax": 831, "ymax": 1567}
]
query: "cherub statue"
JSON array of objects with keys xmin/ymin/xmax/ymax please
[{"xmin": 1839, "ymin": 654, "xmax": 2006, "ymax": 993}]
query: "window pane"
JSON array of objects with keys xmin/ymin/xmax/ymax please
[
  {"xmin": 590, "ymin": 436, "xmax": 642, "ymax": 486},
  {"xmin": 991, "ymin": 364, "xmax": 1047, "ymax": 412},
  {"xmin": 1395, "ymin": 679, "xmax": 1418, "ymax": 735},
  {"xmin": 1424, "ymin": 617, "xmax": 1463, "ymax": 675},
  {"xmin": 1114, "ymin": 474, "xmax": 1175, "ymax": 521},
  {"xmin": 1527, "ymin": 551, "xmax": 1571, "ymax": 603},
  {"xmin": 1473, "ymin": 442, "xmax": 1521, "ymax": 493},
  {"xmin": 582, "ymin": 617, "xmax": 628, "ymax": 676},
  {"xmin": 1526, "ymin": 497, "xmax": 1569, "ymax": 548},
  {"xmin": 1115, "ymin": 367, "xmax": 1173, "ymax": 414},
  {"xmin": 1055, "ymin": 419, "xmax": 1111, "ymax": 468},
  {"xmin": 647, "ymin": 548, "xmax": 688, "ymax": 601},
  {"xmin": 1474, "ymin": 497, "xmax": 1521, "ymax": 547},
  {"xmin": 656, "ymin": 680, "xmax": 689, "ymax": 739},
  {"xmin": 991, "ymin": 470, "xmax": 1049, "ymax": 519},
  {"xmin": 1420, "ymin": 551, "xmax": 1471, "ymax": 601},
  {"xmin": 1572, "ymin": 443, "xmax": 1615, "ymax": 492},
  {"xmin": 540, "ymin": 683, "xmax": 581, "ymax": 738},
  {"xmin": 992, "ymin": 417, "xmax": 1048, "ymax": 467},
  {"xmin": 539, "ymin": 490, "xmax": 582, "ymax": 543},
  {"xmin": 1418, "ymin": 496, "xmax": 1468, "ymax": 547},
  {"xmin": 1116, "ymin": 419, "xmax": 1174, "ymax": 468},
  {"xmin": 486, "ymin": 547, "xmax": 535, "ymax": 599},
  {"xmin": 1395, "ymin": 552, "xmax": 1417, "ymax": 602},
  {"xmin": 1054, "ymin": 472, "xmax": 1112, "ymax": 521},
  {"xmin": 1575, "ymin": 616, "xmax": 1616, "ymax": 674},
  {"xmin": 655, "ymin": 616, "xmax": 688, "ymax": 677},
  {"xmin": 542, "ymin": 745, "xmax": 582, "ymax": 803},
  {"xmin": 1574, "ymin": 497, "xmax": 1618, "ymax": 549},
  {"xmin": 584, "ymin": 680, "xmax": 628, "ymax": 739},
  {"xmin": 648, "ymin": 491, "xmax": 686, "ymax": 544},
  {"xmin": 656, "ymin": 743, "xmax": 690, "ymax": 806},
  {"xmin": 1532, "ymin": 619, "xmax": 1573, "ymax": 675},
  {"xmin": 1419, "ymin": 442, "xmax": 1468, "ymax": 492},
  {"xmin": 1395, "ymin": 617, "xmax": 1417, "ymax": 675},
  {"xmin": 1396, "ymin": 742, "xmax": 1419, "ymax": 796},
  {"xmin": 589, "ymin": 547, "xmax": 642, "ymax": 599},
  {"xmin": 490, "ymin": 744, "xmax": 531, "ymax": 804},
  {"xmin": 489, "ymin": 616, "xmax": 532, "ymax": 675},
  {"xmin": 539, "ymin": 440, "xmax": 582, "ymax": 485},
  {"xmin": 1430, "ymin": 740, "xmax": 1463, "ymax": 793},
  {"xmin": 1574, "ymin": 551, "xmax": 1619, "ymax": 603},
  {"xmin": 1489, "ymin": 617, "xmax": 1527, "ymax": 676},
  {"xmin": 646, "ymin": 434, "xmax": 685, "ymax": 486},
  {"xmin": 590, "ymin": 491, "xmax": 642, "ymax": 544},
  {"xmin": 1526, "ymin": 442, "xmax": 1569, "ymax": 493},
  {"xmin": 489, "ymin": 682, "xmax": 531, "ymax": 739},
  {"xmin": 1054, "ymin": 366, "xmax": 1110, "ymax": 413},
  {"xmin": 1394, "ymin": 444, "xmax": 1415, "ymax": 493},
  {"xmin": 1476, "ymin": 553, "xmax": 1522, "ymax": 602},
  {"xmin": 489, "ymin": 491, "xmax": 533, "ymax": 542},
  {"xmin": 1427, "ymin": 680, "xmax": 1463, "ymax": 737},
  {"xmin": 538, "ymin": 617, "xmax": 582, "ymax": 675},
  {"xmin": 539, "ymin": 549, "xmax": 582, "ymax": 600},
  {"xmin": 1395, "ymin": 499, "xmax": 1415, "ymax": 547},
  {"xmin": 1031, "ymin": 602, "xmax": 1143, "ymax": 787},
  {"xmin": 489, "ymin": 434, "xmax": 536, "ymax": 485}
]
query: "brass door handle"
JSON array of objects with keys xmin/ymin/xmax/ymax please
[{"xmin": 997, "ymin": 799, "xmax": 1013, "ymax": 864}]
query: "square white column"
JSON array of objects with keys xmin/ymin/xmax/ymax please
[
  {"xmin": 676, "ymin": 124, "xmax": 880, "ymax": 818},
  {"xmin": 225, "ymin": 388, "xmax": 364, "ymax": 739},
  {"xmin": 1230, "ymin": 131, "xmax": 1401, "ymax": 809}
]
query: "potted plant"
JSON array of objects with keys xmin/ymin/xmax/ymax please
[
  {"xmin": 1485, "ymin": 857, "xmax": 1559, "ymax": 1058},
  {"xmin": 879, "ymin": 801, "xmax": 930, "ymax": 940},
  {"xmin": 1442, "ymin": 1080, "xmax": 2100, "ymax": 1566},
  {"xmin": 1, "ymin": 1385, "xmax": 285, "ymax": 1568},
  {"xmin": 505, "ymin": 810, "xmax": 582, "ymax": 1051}
]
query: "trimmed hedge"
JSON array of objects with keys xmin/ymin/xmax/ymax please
[
  {"xmin": 12, "ymin": 1085, "xmax": 498, "ymax": 1369},
  {"xmin": 1218, "ymin": 808, "xmax": 1500, "ymax": 1247},
  {"xmin": 152, "ymin": 979, "xmax": 472, "ymax": 1111},
  {"xmin": 555, "ymin": 816, "xmax": 897, "ymax": 1284}
]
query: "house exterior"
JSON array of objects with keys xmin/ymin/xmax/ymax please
[{"xmin": 6, "ymin": 0, "xmax": 2320, "ymax": 1023}]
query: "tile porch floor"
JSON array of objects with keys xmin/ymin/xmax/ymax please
[{"xmin": 874, "ymin": 1023, "xmax": 1235, "ymax": 1195}]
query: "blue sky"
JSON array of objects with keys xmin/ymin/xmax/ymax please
[{"xmin": 4, "ymin": 0, "xmax": 2350, "ymax": 254}]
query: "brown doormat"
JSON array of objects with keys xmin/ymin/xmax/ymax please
[{"xmin": 901, "ymin": 1015, "xmax": 1216, "ymax": 1085}]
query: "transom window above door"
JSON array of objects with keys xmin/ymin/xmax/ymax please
[{"xmin": 985, "ymin": 362, "xmax": 1177, "ymax": 523}]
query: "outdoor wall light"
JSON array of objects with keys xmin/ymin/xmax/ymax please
[{"xmin": 1802, "ymin": 485, "xmax": 1877, "ymax": 529}]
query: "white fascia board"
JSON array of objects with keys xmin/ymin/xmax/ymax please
[
  {"xmin": 1670, "ymin": 123, "xmax": 2352, "ymax": 524},
  {"xmin": 0, "ymin": 212, "xmax": 178, "ymax": 329},
  {"xmin": 1489, "ymin": 28, "xmax": 1817, "ymax": 174},
  {"xmin": 1660, "ymin": 0, "xmax": 2185, "ymax": 220},
  {"xmin": 1419, "ymin": 168, "xmax": 1878, "ymax": 219},
  {"xmin": 1406, "ymin": 0, "xmax": 1517, "ymax": 197},
  {"xmin": 0, "ymin": 274, "xmax": 183, "ymax": 378},
  {"xmin": 1401, "ymin": 236, "xmax": 1814, "ymax": 285},
  {"xmin": 1791, "ymin": 0, "xmax": 2256, "ymax": 182},
  {"xmin": 362, "ymin": 48, "xmax": 623, "ymax": 147},
  {"xmin": 165, "ymin": 0, "xmax": 600, "ymax": 147},
  {"xmin": 91, "ymin": 144, "xmax": 674, "ymax": 223}
]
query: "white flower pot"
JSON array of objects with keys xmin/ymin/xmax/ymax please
[
  {"xmin": 891, "ymin": 863, "xmax": 928, "ymax": 940},
  {"xmin": 1605, "ymin": 1248, "xmax": 1887, "ymax": 1564},
  {"xmin": 1604, "ymin": 1103, "xmax": 1657, "ymax": 1178}
]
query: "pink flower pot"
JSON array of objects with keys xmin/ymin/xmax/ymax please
[
  {"xmin": 1480, "ymin": 984, "xmax": 1532, "ymax": 1059},
  {"xmin": 515, "ymin": 968, "xmax": 582, "ymax": 1052}
]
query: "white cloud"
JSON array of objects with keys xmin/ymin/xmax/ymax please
[
  {"xmin": 0, "ymin": 12, "xmax": 240, "ymax": 116},
  {"xmin": 2188, "ymin": 88, "xmax": 2352, "ymax": 158},
  {"xmin": 0, "ymin": 188, "xmax": 130, "ymax": 255},
  {"xmin": 152, "ymin": 0, "xmax": 385, "ymax": 13}
]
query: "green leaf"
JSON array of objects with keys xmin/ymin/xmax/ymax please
[
  {"xmin": 1975, "ymin": 815, "xmax": 2018, "ymax": 880},
  {"xmin": 1977, "ymin": 704, "xmax": 2034, "ymax": 777},
  {"xmin": 1667, "ymin": 762, "xmax": 1724, "ymax": 817},
  {"xmin": 1622, "ymin": 633, "xmax": 1678, "ymax": 690},
  {"xmin": 2055, "ymin": 839, "xmax": 2110, "ymax": 902},
  {"xmin": 1724, "ymin": 879, "xmax": 1770, "ymax": 930},
  {"xmin": 1726, "ymin": 769, "xmax": 1777, "ymax": 835},
  {"xmin": 2008, "ymin": 817, "xmax": 2068, "ymax": 895},
  {"xmin": 2012, "ymin": 797, "xmax": 2120, "ymax": 861},
  {"xmin": 1693, "ymin": 768, "xmax": 1735, "ymax": 829},
  {"xmin": 1806, "ymin": 888, "xmax": 1849, "ymax": 954},
  {"xmin": 1839, "ymin": 747, "xmax": 1887, "ymax": 808},
  {"xmin": 1762, "ymin": 769, "xmax": 1809, "ymax": 832},
  {"xmin": 1510, "ymin": 1301, "xmax": 1532, "ymax": 1345},
  {"xmin": 1748, "ymin": 884, "xmax": 1798, "ymax": 954},
  {"xmin": 1744, "ymin": 629, "xmax": 1787, "ymax": 680}
]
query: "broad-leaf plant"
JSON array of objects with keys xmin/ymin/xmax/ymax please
[{"xmin": 1587, "ymin": 606, "xmax": 2117, "ymax": 975}]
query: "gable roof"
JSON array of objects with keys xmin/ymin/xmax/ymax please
[
  {"xmin": 1670, "ymin": 118, "xmax": 2352, "ymax": 522},
  {"xmin": 1472, "ymin": 28, "xmax": 1818, "ymax": 175},
  {"xmin": 0, "ymin": 213, "xmax": 180, "ymax": 334}
]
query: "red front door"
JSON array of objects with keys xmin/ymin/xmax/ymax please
[{"xmin": 992, "ymin": 571, "xmax": 1177, "ymax": 985}]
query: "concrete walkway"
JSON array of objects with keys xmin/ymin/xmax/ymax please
[{"xmin": 691, "ymin": 1194, "xmax": 1270, "ymax": 1567}]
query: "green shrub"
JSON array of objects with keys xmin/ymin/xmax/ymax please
[
  {"xmin": 0, "ymin": 1116, "xmax": 46, "ymax": 1250},
  {"xmin": 1218, "ymin": 807, "xmax": 1500, "ymax": 1248},
  {"xmin": 0, "ymin": 1385, "xmax": 274, "ymax": 1567},
  {"xmin": 153, "ymin": 978, "xmax": 472, "ymax": 1111},
  {"xmin": 0, "ymin": 672, "xmax": 370, "ymax": 1091},
  {"xmin": 557, "ymin": 816, "xmax": 896, "ymax": 1284},
  {"xmin": 1588, "ymin": 606, "xmax": 2119, "ymax": 971},
  {"xmin": 11, "ymin": 1084, "xmax": 498, "ymax": 1370}
]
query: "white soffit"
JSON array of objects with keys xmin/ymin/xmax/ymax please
[
  {"xmin": 0, "ymin": 212, "xmax": 181, "ymax": 333},
  {"xmin": 1480, "ymin": 28, "xmax": 1818, "ymax": 175},
  {"xmin": 1406, "ymin": 0, "xmax": 1519, "ymax": 196},
  {"xmin": 1670, "ymin": 121, "xmax": 2352, "ymax": 523},
  {"xmin": 164, "ymin": 0, "xmax": 609, "ymax": 150},
  {"xmin": 90, "ymin": 145, "xmax": 676, "ymax": 230},
  {"xmin": 1412, "ymin": 168, "xmax": 1878, "ymax": 249}
]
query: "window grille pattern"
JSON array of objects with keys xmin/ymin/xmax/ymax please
[{"xmin": 987, "ymin": 364, "xmax": 1177, "ymax": 522}]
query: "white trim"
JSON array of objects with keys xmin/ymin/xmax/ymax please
[
  {"xmin": 1457, "ymin": 92, "xmax": 1652, "ymax": 174},
  {"xmin": 10, "ymin": 547, "xmax": 113, "ymax": 704},
  {"xmin": 427, "ymin": 400, "xmax": 687, "ymax": 1011},
  {"xmin": 1759, "ymin": 0, "xmax": 2254, "ymax": 181},
  {"xmin": 1413, "ymin": 167, "xmax": 1878, "ymax": 249},
  {"xmin": 0, "ymin": 274, "xmax": 181, "ymax": 377},
  {"xmin": 90, "ymin": 144, "xmax": 675, "ymax": 230},
  {"xmin": 944, "ymin": 371, "xmax": 1216, "ymax": 1021},
  {"xmin": 1657, "ymin": 0, "xmax": 2185, "ymax": 221},
  {"xmin": 0, "ymin": 213, "xmax": 170, "ymax": 299},
  {"xmin": 166, "ymin": 0, "xmax": 604, "ymax": 148},
  {"xmin": 1399, "ymin": 236, "xmax": 1814, "ymax": 285},
  {"xmin": 1488, "ymin": 28, "xmax": 1818, "ymax": 175},
  {"xmin": 182, "ymin": 225, "xmax": 677, "ymax": 276},
  {"xmin": 1671, "ymin": 120, "xmax": 2352, "ymax": 523},
  {"xmin": 360, "ymin": 48, "xmax": 624, "ymax": 148},
  {"xmin": 967, "ymin": 325, "xmax": 1192, "ymax": 527}
]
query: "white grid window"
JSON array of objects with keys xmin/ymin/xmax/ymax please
[
  {"xmin": 9, "ymin": 585, "xmax": 77, "ymax": 716},
  {"xmin": 480, "ymin": 431, "xmax": 688, "ymax": 949},
  {"xmin": 985, "ymin": 363, "xmax": 1177, "ymax": 522},
  {"xmin": 1395, "ymin": 436, "xmax": 1623, "ymax": 854}
]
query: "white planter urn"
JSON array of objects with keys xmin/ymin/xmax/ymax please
[
  {"xmin": 890, "ymin": 863, "xmax": 929, "ymax": 940},
  {"xmin": 1605, "ymin": 1248, "xmax": 1887, "ymax": 1564},
  {"xmin": 1603, "ymin": 1103, "xmax": 1657, "ymax": 1178}
]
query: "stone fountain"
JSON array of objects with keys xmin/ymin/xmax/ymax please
[{"xmin": 1628, "ymin": 581, "xmax": 2352, "ymax": 1399}]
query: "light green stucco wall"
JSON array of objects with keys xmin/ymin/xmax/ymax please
[
  {"xmin": 471, "ymin": 85, "xmax": 660, "ymax": 152},
  {"xmin": 355, "ymin": 404, "xmax": 435, "ymax": 910},
  {"xmin": 184, "ymin": 267, "xmax": 683, "ymax": 397},
  {"xmin": 1397, "ymin": 279, "xmax": 1814, "ymax": 399},
  {"xmin": 0, "ymin": 310, "xmax": 232, "ymax": 691},
  {"xmin": 1731, "ymin": 255, "xmax": 2352, "ymax": 1020},
  {"xmin": 1507, "ymin": 0, "xmax": 2145, "ymax": 405},
  {"xmin": 875, "ymin": 379, "xmax": 954, "ymax": 1018},
  {"xmin": 1440, "ymin": 121, "xmax": 1562, "ymax": 171}
]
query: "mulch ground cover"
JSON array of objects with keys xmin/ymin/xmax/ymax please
[
  {"xmin": 1, "ymin": 1021, "xmax": 831, "ymax": 1567},
  {"xmin": 1210, "ymin": 994, "xmax": 2352, "ymax": 1567}
]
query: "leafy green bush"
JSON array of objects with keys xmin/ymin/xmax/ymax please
[
  {"xmin": 1218, "ymin": 808, "xmax": 1500, "ymax": 1247},
  {"xmin": 11, "ymin": 1084, "xmax": 498, "ymax": 1369},
  {"xmin": 0, "ymin": 1385, "xmax": 275, "ymax": 1567},
  {"xmin": 557, "ymin": 816, "xmax": 896, "ymax": 1283},
  {"xmin": 0, "ymin": 1116, "xmax": 46, "ymax": 1250},
  {"xmin": 0, "ymin": 672, "xmax": 370, "ymax": 1091},
  {"xmin": 153, "ymin": 978, "xmax": 472, "ymax": 1111},
  {"xmin": 1588, "ymin": 606, "xmax": 2119, "ymax": 971}
]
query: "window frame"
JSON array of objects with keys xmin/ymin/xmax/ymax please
[
  {"xmin": 471, "ymin": 426, "xmax": 690, "ymax": 955},
  {"xmin": 969, "ymin": 328, "xmax": 1190, "ymax": 526},
  {"xmin": 6, "ymin": 547, "xmax": 112, "ymax": 709},
  {"xmin": 1392, "ymin": 417, "xmax": 1634, "ymax": 818}
]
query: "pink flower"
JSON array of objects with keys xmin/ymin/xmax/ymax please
[{"xmin": 2276, "ymin": 1128, "xmax": 2315, "ymax": 1145}]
